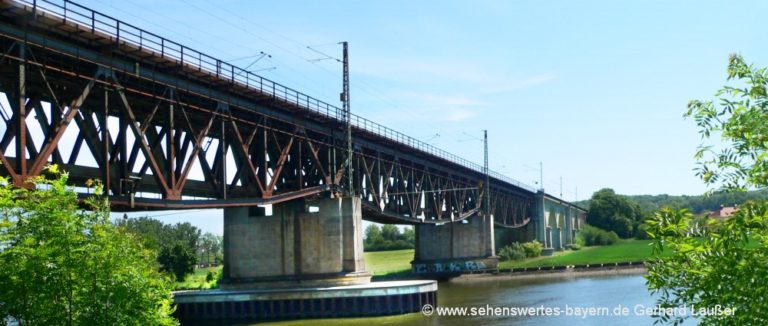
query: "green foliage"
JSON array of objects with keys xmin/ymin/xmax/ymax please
[
  {"xmin": 159, "ymin": 242, "xmax": 197, "ymax": 282},
  {"xmin": 497, "ymin": 241, "xmax": 544, "ymax": 261},
  {"xmin": 521, "ymin": 240, "xmax": 543, "ymax": 258},
  {"xmin": 0, "ymin": 168, "xmax": 177, "ymax": 325},
  {"xmin": 118, "ymin": 216, "xmax": 201, "ymax": 281},
  {"xmin": 587, "ymin": 188, "xmax": 643, "ymax": 238},
  {"xmin": 574, "ymin": 231, "xmax": 586, "ymax": 247},
  {"xmin": 634, "ymin": 223, "xmax": 650, "ymax": 240},
  {"xmin": 498, "ymin": 242, "xmax": 527, "ymax": 261},
  {"xmin": 646, "ymin": 205, "xmax": 768, "ymax": 324},
  {"xmin": 364, "ymin": 224, "xmax": 415, "ymax": 251},
  {"xmin": 577, "ymin": 224, "xmax": 619, "ymax": 246},
  {"xmin": 645, "ymin": 54, "xmax": 768, "ymax": 325},
  {"xmin": 580, "ymin": 190, "xmax": 768, "ymax": 225},
  {"xmin": 686, "ymin": 54, "xmax": 768, "ymax": 191},
  {"xmin": 172, "ymin": 266, "xmax": 221, "ymax": 290},
  {"xmin": 198, "ymin": 232, "xmax": 223, "ymax": 266},
  {"xmin": 499, "ymin": 240, "xmax": 665, "ymax": 269},
  {"xmin": 566, "ymin": 243, "xmax": 581, "ymax": 251},
  {"xmin": 205, "ymin": 268, "xmax": 221, "ymax": 288}
]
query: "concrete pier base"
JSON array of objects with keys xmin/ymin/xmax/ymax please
[
  {"xmin": 412, "ymin": 214, "xmax": 498, "ymax": 275},
  {"xmin": 173, "ymin": 280, "xmax": 438, "ymax": 323},
  {"xmin": 220, "ymin": 197, "xmax": 371, "ymax": 289}
]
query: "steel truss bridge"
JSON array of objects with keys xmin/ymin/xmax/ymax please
[{"xmin": 0, "ymin": 0, "xmax": 537, "ymax": 227}]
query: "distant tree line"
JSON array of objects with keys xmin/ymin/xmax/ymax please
[
  {"xmin": 364, "ymin": 224, "xmax": 415, "ymax": 251},
  {"xmin": 576, "ymin": 188, "xmax": 768, "ymax": 239},
  {"xmin": 578, "ymin": 189, "xmax": 768, "ymax": 217},
  {"xmin": 116, "ymin": 217, "xmax": 222, "ymax": 281}
]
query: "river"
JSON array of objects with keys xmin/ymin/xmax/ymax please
[{"xmin": 265, "ymin": 273, "xmax": 670, "ymax": 325}]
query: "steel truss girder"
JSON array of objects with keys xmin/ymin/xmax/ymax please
[{"xmin": 0, "ymin": 11, "xmax": 536, "ymax": 225}]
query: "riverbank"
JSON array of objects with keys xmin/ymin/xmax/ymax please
[
  {"xmin": 458, "ymin": 263, "xmax": 647, "ymax": 282},
  {"xmin": 498, "ymin": 239, "xmax": 663, "ymax": 269},
  {"xmin": 362, "ymin": 240, "xmax": 662, "ymax": 281},
  {"xmin": 172, "ymin": 240, "xmax": 661, "ymax": 288}
]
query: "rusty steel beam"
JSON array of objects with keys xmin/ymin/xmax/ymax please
[{"xmin": 0, "ymin": 4, "xmax": 540, "ymax": 225}]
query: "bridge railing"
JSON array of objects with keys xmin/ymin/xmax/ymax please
[{"xmin": 20, "ymin": 0, "xmax": 536, "ymax": 193}]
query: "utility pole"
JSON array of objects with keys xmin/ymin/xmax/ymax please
[
  {"xmin": 560, "ymin": 176, "xmax": 563, "ymax": 198},
  {"xmin": 484, "ymin": 130, "xmax": 490, "ymax": 215},
  {"xmin": 484, "ymin": 130, "xmax": 494, "ymax": 257},
  {"xmin": 341, "ymin": 41, "xmax": 353, "ymax": 197},
  {"xmin": 539, "ymin": 161, "xmax": 544, "ymax": 191}
]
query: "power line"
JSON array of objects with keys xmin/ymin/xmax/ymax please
[
  {"xmin": 168, "ymin": 0, "xmax": 337, "ymax": 97},
  {"xmin": 184, "ymin": 0, "xmax": 438, "ymax": 130}
]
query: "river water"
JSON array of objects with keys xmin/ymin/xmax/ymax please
[{"xmin": 266, "ymin": 273, "xmax": 668, "ymax": 326}]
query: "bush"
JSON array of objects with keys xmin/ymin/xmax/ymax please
[
  {"xmin": 574, "ymin": 232, "xmax": 586, "ymax": 247},
  {"xmin": 158, "ymin": 242, "xmax": 197, "ymax": 282},
  {"xmin": 567, "ymin": 243, "xmax": 582, "ymax": 251},
  {"xmin": 577, "ymin": 224, "xmax": 619, "ymax": 246},
  {"xmin": 498, "ymin": 243, "xmax": 527, "ymax": 261},
  {"xmin": 522, "ymin": 240, "xmax": 543, "ymax": 257},
  {"xmin": 634, "ymin": 223, "xmax": 650, "ymax": 240},
  {"xmin": 0, "ymin": 168, "xmax": 177, "ymax": 325},
  {"xmin": 205, "ymin": 268, "xmax": 221, "ymax": 289}
]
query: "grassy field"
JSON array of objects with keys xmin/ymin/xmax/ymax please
[
  {"xmin": 364, "ymin": 249, "xmax": 414, "ymax": 276},
  {"xmin": 174, "ymin": 241, "xmax": 662, "ymax": 288},
  {"xmin": 173, "ymin": 266, "xmax": 222, "ymax": 290},
  {"xmin": 498, "ymin": 239, "xmax": 665, "ymax": 269}
]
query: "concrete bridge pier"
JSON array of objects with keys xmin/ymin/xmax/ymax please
[
  {"xmin": 411, "ymin": 214, "xmax": 498, "ymax": 275},
  {"xmin": 533, "ymin": 191, "xmax": 585, "ymax": 256},
  {"xmin": 220, "ymin": 197, "xmax": 371, "ymax": 289}
]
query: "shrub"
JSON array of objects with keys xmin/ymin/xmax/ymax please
[
  {"xmin": 0, "ymin": 168, "xmax": 177, "ymax": 325},
  {"xmin": 574, "ymin": 232, "xmax": 586, "ymax": 247},
  {"xmin": 577, "ymin": 224, "xmax": 619, "ymax": 246},
  {"xmin": 634, "ymin": 223, "xmax": 650, "ymax": 240},
  {"xmin": 567, "ymin": 243, "xmax": 582, "ymax": 251},
  {"xmin": 498, "ymin": 243, "xmax": 527, "ymax": 261},
  {"xmin": 522, "ymin": 240, "xmax": 543, "ymax": 257}
]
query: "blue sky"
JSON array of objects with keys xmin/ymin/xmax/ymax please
[{"xmin": 76, "ymin": 0, "xmax": 768, "ymax": 234}]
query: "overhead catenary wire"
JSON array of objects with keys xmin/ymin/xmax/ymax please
[
  {"xmin": 104, "ymin": 0, "xmax": 519, "ymax": 187},
  {"xmin": 179, "ymin": 0, "xmax": 443, "ymax": 131},
  {"xmin": 106, "ymin": 0, "xmax": 323, "ymax": 93},
  {"xmin": 163, "ymin": 0, "xmax": 337, "ymax": 97}
]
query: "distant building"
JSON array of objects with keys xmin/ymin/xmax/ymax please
[{"xmin": 709, "ymin": 206, "xmax": 737, "ymax": 219}]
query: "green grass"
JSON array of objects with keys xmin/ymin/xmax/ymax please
[
  {"xmin": 173, "ymin": 266, "xmax": 222, "ymax": 290},
  {"xmin": 176, "ymin": 241, "xmax": 662, "ymax": 288},
  {"xmin": 498, "ymin": 239, "xmax": 666, "ymax": 269},
  {"xmin": 364, "ymin": 249, "xmax": 414, "ymax": 276}
]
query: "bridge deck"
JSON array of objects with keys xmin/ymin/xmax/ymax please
[{"xmin": 0, "ymin": 0, "xmax": 547, "ymax": 227}]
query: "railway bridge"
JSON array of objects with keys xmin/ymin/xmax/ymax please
[{"xmin": 0, "ymin": 0, "xmax": 585, "ymax": 290}]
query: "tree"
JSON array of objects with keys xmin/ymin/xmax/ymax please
[
  {"xmin": 169, "ymin": 222, "xmax": 201, "ymax": 251},
  {"xmin": 159, "ymin": 242, "xmax": 197, "ymax": 282},
  {"xmin": 586, "ymin": 188, "xmax": 642, "ymax": 238},
  {"xmin": 646, "ymin": 54, "xmax": 768, "ymax": 325},
  {"xmin": 381, "ymin": 224, "xmax": 400, "ymax": 241},
  {"xmin": 197, "ymin": 232, "xmax": 222, "ymax": 266},
  {"xmin": 116, "ymin": 216, "xmax": 166, "ymax": 250},
  {"xmin": 118, "ymin": 216, "xmax": 200, "ymax": 281},
  {"xmin": 403, "ymin": 227, "xmax": 415, "ymax": 245},
  {"xmin": 0, "ymin": 167, "xmax": 176, "ymax": 325},
  {"xmin": 363, "ymin": 224, "xmax": 414, "ymax": 251}
]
